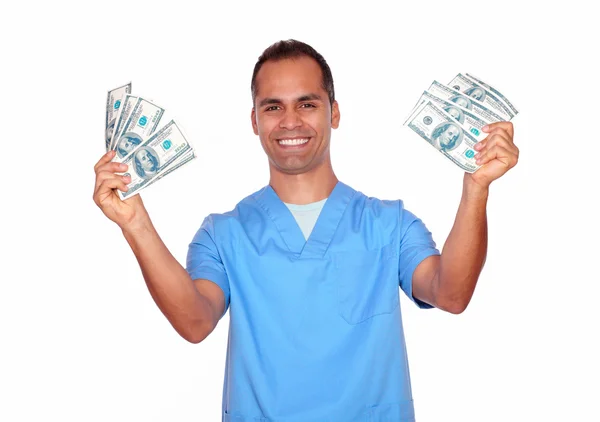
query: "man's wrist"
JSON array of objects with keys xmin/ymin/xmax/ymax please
[
  {"xmin": 121, "ymin": 214, "xmax": 154, "ymax": 239},
  {"xmin": 462, "ymin": 174, "xmax": 490, "ymax": 202}
]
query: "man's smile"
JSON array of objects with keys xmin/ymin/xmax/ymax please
[{"xmin": 276, "ymin": 137, "xmax": 311, "ymax": 148}]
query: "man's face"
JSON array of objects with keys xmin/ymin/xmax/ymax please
[
  {"xmin": 123, "ymin": 137, "xmax": 137, "ymax": 153},
  {"xmin": 440, "ymin": 125, "xmax": 459, "ymax": 146},
  {"xmin": 251, "ymin": 56, "xmax": 340, "ymax": 175},
  {"xmin": 454, "ymin": 97, "xmax": 469, "ymax": 108},
  {"xmin": 470, "ymin": 88, "xmax": 484, "ymax": 100},
  {"xmin": 106, "ymin": 120, "xmax": 115, "ymax": 142},
  {"xmin": 137, "ymin": 149, "xmax": 154, "ymax": 171},
  {"xmin": 446, "ymin": 107, "xmax": 461, "ymax": 120}
]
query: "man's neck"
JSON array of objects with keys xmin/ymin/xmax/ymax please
[{"xmin": 269, "ymin": 163, "xmax": 338, "ymax": 205}]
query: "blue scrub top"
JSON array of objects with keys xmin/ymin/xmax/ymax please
[{"xmin": 187, "ymin": 181, "xmax": 440, "ymax": 422}]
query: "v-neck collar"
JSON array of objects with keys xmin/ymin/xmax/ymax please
[{"xmin": 253, "ymin": 181, "xmax": 356, "ymax": 259}]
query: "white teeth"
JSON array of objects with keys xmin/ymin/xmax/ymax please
[{"xmin": 278, "ymin": 138, "xmax": 309, "ymax": 146}]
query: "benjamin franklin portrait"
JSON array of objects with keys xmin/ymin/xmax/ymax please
[
  {"xmin": 134, "ymin": 146, "xmax": 160, "ymax": 179},
  {"xmin": 449, "ymin": 95, "xmax": 472, "ymax": 110},
  {"xmin": 431, "ymin": 122, "xmax": 463, "ymax": 152},
  {"xmin": 106, "ymin": 119, "xmax": 115, "ymax": 144},
  {"xmin": 116, "ymin": 132, "xmax": 143, "ymax": 159},
  {"xmin": 464, "ymin": 86, "xmax": 486, "ymax": 102},
  {"xmin": 443, "ymin": 106, "xmax": 465, "ymax": 124}
]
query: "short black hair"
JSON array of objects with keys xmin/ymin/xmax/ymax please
[{"xmin": 251, "ymin": 39, "xmax": 335, "ymax": 108}]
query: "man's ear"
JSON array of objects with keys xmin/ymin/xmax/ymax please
[
  {"xmin": 331, "ymin": 101, "xmax": 340, "ymax": 129},
  {"xmin": 251, "ymin": 108, "xmax": 259, "ymax": 135}
]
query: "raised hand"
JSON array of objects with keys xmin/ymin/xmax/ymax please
[
  {"xmin": 93, "ymin": 150, "xmax": 148, "ymax": 230},
  {"xmin": 469, "ymin": 122, "xmax": 519, "ymax": 189}
]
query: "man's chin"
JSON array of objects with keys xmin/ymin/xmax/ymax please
[{"xmin": 271, "ymin": 160, "xmax": 312, "ymax": 176}]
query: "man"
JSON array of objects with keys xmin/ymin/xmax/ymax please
[
  {"xmin": 449, "ymin": 94, "xmax": 472, "ymax": 110},
  {"xmin": 432, "ymin": 121, "xmax": 462, "ymax": 151},
  {"xmin": 464, "ymin": 86, "xmax": 486, "ymax": 102},
  {"xmin": 93, "ymin": 40, "xmax": 518, "ymax": 421},
  {"xmin": 133, "ymin": 146, "xmax": 160, "ymax": 179},
  {"xmin": 105, "ymin": 118, "xmax": 115, "ymax": 146},
  {"xmin": 443, "ymin": 105, "xmax": 465, "ymax": 124},
  {"xmin": 116, "ymin": 132, "xmax": 142, "ymax": 158}
]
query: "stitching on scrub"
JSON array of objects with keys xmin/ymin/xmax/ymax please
[
  {"xmin": 251, "ymin": 195, "xmax": 296, "ymax": 253},
  {"xmin": 318, "ymin": 189, "xmax": 358, "ymax": 258}
]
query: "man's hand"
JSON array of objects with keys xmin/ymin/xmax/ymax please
[
  {"xmin": 468, "ymin": 121, "xmax": 519, "ymax": 190},
  {"xmin": 93, "ymin": 150, "xmax": 148, "ymax": 230}
]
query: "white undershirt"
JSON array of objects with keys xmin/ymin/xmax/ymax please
[{"xmin": 283, "ymin": 198, "xmax": 328, "ymax": 240}]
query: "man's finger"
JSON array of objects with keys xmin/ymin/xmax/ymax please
[
  {"xmin": 482, "ymin": 121, "xmax": 514, "ymax": 138},
  {"xmin": 94, "ymin": 178, "xmax": 129, "ymax": 207},
  {"xmin": 475, "ymin": 145, "xmax": 515, "ymax": 166},
  {"xmin": 96, "ymin": 161, "xmax": 129, "ymax": 176},
  {"xmin": 95, "ymin": 171, "xmax": 131, "ymax": 194},
  {"xmin": 98, "ymin": 178, "xmax": 129, "ymax": 195},
  {"xmin": 476, "ymin": 133, "xmax": 518, "ymax": 156},
  {"xmin": 94, "ymin": 150, "xmax": 116, "ymax": 173},
  {"xmin": 475, "ymin": 127, "xmax": 515, "ymax": 151},
  {"xmin": 483, "ymin": 127, "xmax": 511, "ymax": 141}
]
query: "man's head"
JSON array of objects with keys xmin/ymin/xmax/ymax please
[
  {"xmin": 106, "ymin": 119, "xmax": 115, "ymax": 143},
  {"xmin": 451, "ymin": 95, "xmax": 471, "ymax": 109},
  {"xmin": 250, "ymin": 40, "xmax": 340, "ymax": 176},
  {"xmin": 134, "ymin": 147, "xmax": 159, "ymax": 179},
  {"xmin": 117, "ymin": 133, "xmax": 142, "ymax": 158},
  {"xmin": 432, "ymin": 122, "xmax": 461, "ymax": 151},
  {"xmin": 444, "ymin": 106, "xmax": 464, "ymax": 123},
  {"xmin": 466, "ymin": 87, "xmax": 485, "ymax": 101}
]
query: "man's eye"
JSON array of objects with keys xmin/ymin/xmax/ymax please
[
  {"xmin": 265, "ymin": 106, "xmax": 279, "ymax": 111},
  {"xmin": 300, "ymin": 103, "xmax": 316, "ymax": 108}
]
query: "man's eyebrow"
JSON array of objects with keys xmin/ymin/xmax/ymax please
[
  {"xmin": 297, "ymin": 93, "xmax": 323, "ymax": 102},
  {"xmin": 258, "ymin": 93, "xmax": 323, "ymax": 108},
  {"xmin": 258, "ymin": 98, "xmax": 280, "ymax": 107}
]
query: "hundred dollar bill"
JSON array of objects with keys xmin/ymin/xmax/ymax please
[
  {"xmin": 466, "ymin": 72, "xmax": 519, "ymax": 116},
  {"xmin": 117, "ymin": 120, "xmax": 192, "ymax": 199},
  {"xmin": 145, "ymin": 148, "xmax": 196, "ymax": 189},
  {"xmin": 409, "ymin": 91, "xmax": 490, "ymax": 141},
  {"xmin": 112, "ymin": 97, "xmax": 165, "ymax": 159},
  {"xmin": 448, "ymin": 73, "xmax": 513, "ymax": 120},
  {"xmin": 109, "ymin": 94, "xmax": 138, "ymax": 151},
  {"xmin": 105, "ymin": 83, "xmax": 131, "ymax": 151},
  {"xmin": 404, "ymin": 100, "xmax": 481, "ymax": 173},
  {"xmin": 428, "ymin": 81, "xmax": 505, "ymax": 123}
]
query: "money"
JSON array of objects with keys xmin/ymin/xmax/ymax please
[
  {"xmin": 145, "ymin": 149, "xmax": 196, "ymax": 189},
  {"xmin": 404, "ymin": 100, "xmax": 481, "ymax": 173},
  {"xmin": 408, "ymin": 91, "xmax": 491, "ymax": 141},
  {"xmin": 102, "ymin": 83, "xmax": 196, "ymax": 199},
  {"xmin": 112, "ymin": 97, "xmax": 165, "ymax": 159},
  {"xmin": 404, "ymin": 74, "xmax": 517, "ymax": 172},
  {"xmin": 427, "ymin": 81, "xmax": 505, "ymax": 123},
  {"xmin": 466, "ymin": 73, "xmax": 519, "ymax": 116},
  {"xmin": 109, "ymin": 94, "xmax": 138, "ymax": 151},
  {"xmin": 117, "ymin": 120, "xmax": 193, "ymax": 199},
  {"xmin": 105, "ymin": 83, "xmax": 132, "ymax": 151},
  {"xmin": 447, "ymin": 73, "xmax": 513, "ymax": 120}
]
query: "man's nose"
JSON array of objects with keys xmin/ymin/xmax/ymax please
[{"xmin": 279, "ymin": 108, "xmax": 302, "ymax": 130}]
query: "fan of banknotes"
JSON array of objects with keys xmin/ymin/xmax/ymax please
[
  {"xmin": 403, "ymin": 73, "xmax": 518, "ymax": 173},
  {"xmin": 104, "ymin": 83, "xmax": 196, "ymax": 199}
]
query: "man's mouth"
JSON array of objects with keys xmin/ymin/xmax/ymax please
[{"xmin": 277, "ymin": 137, "xmax": 310, "ymax": 146}]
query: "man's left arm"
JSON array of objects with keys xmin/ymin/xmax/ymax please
[{"xmin": 412, "ymin": 122, "xmax": 519, "ymax": 314}]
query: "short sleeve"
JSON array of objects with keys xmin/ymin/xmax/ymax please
[
  {"xmin": 398, "ymin": 204, "xmax": 441, "ymax": 309},
  {"xmin": 186, "ymin": 215, "xmax": 230, "ymax": 319}
]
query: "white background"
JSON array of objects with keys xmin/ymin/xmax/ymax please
[{"xmin": 2, "ymin": 0, "xmax": 598, "ymax": 421}]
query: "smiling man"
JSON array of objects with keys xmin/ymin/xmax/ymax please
[{"xmin": 93, "ymin": 39, "xmax": 519, "ymax": 421}]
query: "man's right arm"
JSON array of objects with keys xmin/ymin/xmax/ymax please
[
  {"xmin": 93, "ymin": 150, "xmax": 224, "ymax": 343},
  {"xmin": 123, "ymin": 220, "xmax": 225, "ymax": 343}
]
